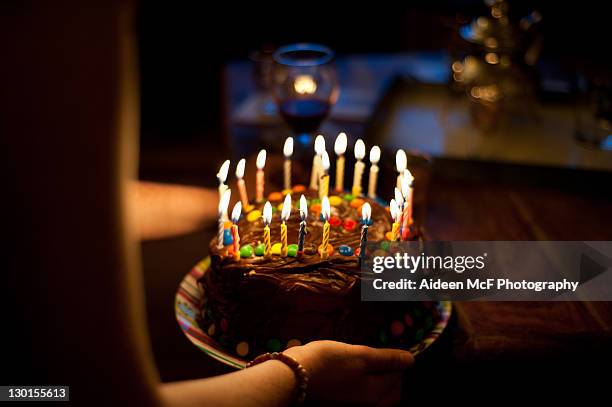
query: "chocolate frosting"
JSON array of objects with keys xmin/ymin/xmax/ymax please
[
  {"xmin": 209, "ymin": 190, "xmax": 398, "ymax": 295},
  {"xmin": 201, "ymin": 189, "xmax": 430, "ymax": 357}
]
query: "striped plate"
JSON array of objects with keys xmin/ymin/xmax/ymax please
[{"xmin": 175, "ymin": 257, "xmax": 452, "ymax": 369}]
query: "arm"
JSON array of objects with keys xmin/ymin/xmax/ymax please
[
  {"xmin": 133, "ymin": 181, "xmax": 218, "ymax": 240},
  {"xmin": 160, "ymin": 360, "xmax": 297, "ymax": 407},
  {"xmin": 2, "ymin": 1, "xmax": 160, "ymax": 404},
  {"xmin": 160, "ymin": 341, "xmax": 413, "ymax": 407}
]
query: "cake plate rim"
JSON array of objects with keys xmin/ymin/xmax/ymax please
[{"xmin": 175, "ymin": 256, "xmax": 452, "ymax": 370}]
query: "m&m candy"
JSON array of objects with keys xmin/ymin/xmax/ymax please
[
  {"xmin": 268, "ymin": 191, "xmax": 283, "ymax": 201},
  {"xmin": 240, "ymin": 245, "xmax": 254, "ymax": 258},
  {"xmin": 329, "ymin": 216, "xmax": 342, "ymax": 227},
  {"xmin": 343, "ymin": 218, "xmax": 357, "ymax": 231},
  {"xmin": 338, "ymin": 245, "xmax": 354, "ymax": 256},
  {"xmin": 271, "ymin": 243, "xmax": 282, "ymax": 255},
  {"xmin": 223, "ymin": 229, "xmax": 233, "ymax": 245},
  {"xmin": 328, "ymin": 196, "xmax": 343, "ymax": 206},
  {"xmin": 287, "ymin": 244, "xmax": 298, "ymax": 257},
  {"xmin": 246, "ymin": 210, "xmax": 262, "ymax": 222}
]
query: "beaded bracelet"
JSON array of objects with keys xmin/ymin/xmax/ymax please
[{"xmin": 246, "ymin": 352, "xmax": 309, "ymax": 403}]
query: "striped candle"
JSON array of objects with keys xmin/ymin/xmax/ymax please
[
  {"xmin": 400, "ymin": 169, "xmax": 414, "ymax": 240},
  {"xmin": 334, "ymin": 132, "xmax": 347, "ymax": 192},
  {"xmin": 359, "ymin": 203, "xmax": 372, "ymax": 261},
  {"xmin": 217, "ymin": 189, "xmax": 231, "ymax": 251},
  {"xmin": 320, "ymin": 196, "xmax": 331, "ymax": 259},
  {"xmin": 319, "ymin": 151, "xmax": 330, "ymax": 199},
  {"xmin": 298, "ymin": 195, "xmax": 307, "ymax": 257},
  {"xmin": 262, "ymin": 201, "xmax": 272, "ymax": 258},
  {"xmin": 230, "ymin": 201, "xmax": 242, "ymax": 260},
  {"xmin": 256, "ymin": 150, "xmax": 266, "ymax": 203},
  {"xmin": 351, "ymin": 139, "xmax": 366, "ymax": 196},
  {"xmin": 280, "ymin": 193, "xmax": 291, "ymax": 257},
  {"xmin": 283, "ymin": 137, "xmax": 293, "ymax": 191}
]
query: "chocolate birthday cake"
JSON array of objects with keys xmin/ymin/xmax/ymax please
[{"xmin": 199, "ymin": 187, "xmax": 440, "ymax": 358}]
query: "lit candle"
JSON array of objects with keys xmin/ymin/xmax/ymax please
[
  {"xmin": 217, "ymin": 189, "xmax": 231, "ymax": 251},
  {"xmin": 400, "ymin": 169, "xmax": 414, "ymax": 240},
  {"xmin": 231, "ymin": 201, "xmax": 242, "ymax": 260},
  {"xmin": 283, "ymin": 137, "xmax": 293, "ymax": 191},
  {"xmin": 389, "ymin": 199, "xmax": 400, "ymax": 241},
  {"xmin": 367, "ymin": 146, "xmax": 381, "ymax": 199},
  {"xmin": 310, "ymin": 135, "xmax": 325, "ymax": 190},
  {"xmin": 262, "ymin": 201, "xmax": 272, "ymax": 258},
  {"xmin": 319, "ymin": 150, "xmax": 330, "ymax": 199},
  {"xmin": 217, "ymin": 159, "xmax": 230, "ymax": 220},
  {"xmin": 394, "ymin": 187, "xmax": 405, "ymax": 238},
  {"xmin": 359, "ymin": 203, "xmax": 372, "ymax": 261},
  {"xmin": 280, "ymin": 193, "xmax": 291, "ymax": 257},
  {"xmin": 294, "ymin": 74, "xmax": 317, "ymax": 95},
  {"xmin": 235, "ymin": 158, "xmax": 253, "ymax": 212},
  {"xmin": 320, "ymin": 196, "xmax": 331, "ymax": 259},
  {"xmin": 351, "ymin": 139, "xmax": 366, "ymax": 196},
  {"xmin": 255, "ymin": 149, "xmax": 266, "ymax": 203},
  {"xmin": 334, "ymin": 132, "xmax": 347, "ymax": 192},
  {"xmin": 297, "ymin": 194, "xmax": 307, "ymax": 257},
  {"xmin": 395, "ymin": 149, "xmax": 407, "ymax": 190}
]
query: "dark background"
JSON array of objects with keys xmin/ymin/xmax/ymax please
[{"xmin": 137, "ymin": 1, "xmax": 610, "ymax": 155}]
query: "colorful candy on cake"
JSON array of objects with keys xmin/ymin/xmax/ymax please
[{"xmin": 199, "ymin": 133, "xmax": 440, "ymax": 358}]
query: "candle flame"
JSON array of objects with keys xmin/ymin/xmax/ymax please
[
  {"xmin": 321, "ymin": 150, "xmax": 330, "ymax": 171},
  {"xmin": 283, "ymin": 137, "xmax": 294, "ymax": 158},
  {"xmin": 369, "ymin": 146, "xmax": 381, "ymax": 164},
  {"xmin": 390, "ymin": 199, "xmax": 399, "ymax": 221},
  {"xmin": 354, "ymin": 139, "xmax": 366, "ymax": 160},
  {"xmin": 321, "ymin": 196, "xmax": 331, "ymax": 220},
  {"xmin": 218, "ymin": 188, "xmax": 231, "ymax": 215},
  {"xmin": 334, "ymin": 132, "xmax": 347, "ymax": 155},
  {"xmin": 394, "ymin": 187, "xmax": 404, "ymax": 206},
  {"xmin": 396, "ymin": 149, "xmax": 407, "ymax": 173},
  {"xmin": 314, "ymin": 135, "xmax": 326, "ymax": 155},
  {"xmin": 235, "ymin": 158, "xmax": 246, "ymax": 179},
  {"xmin": 401, "ymin": 169, "xmax": 414, "ymax": 198},
  {"xmin": 293, "ymin": 74, "xmax": 317, "ymax": 95},
  {"xmin": 262, "ymin": 201, "xmax": 272, "ymax": 225},
  {"xmin": 361, "ymin": 202, "xmax": 372, "ymax": 221},
  {"xmin": 281, "ymin": 193, "xmax": 292, "ymax": 221},
  {"xmin": 217, "ymin": 159, "xmax": 230, "ymax": 183},
  {"xmin": 256, "ymin": 149, "xmax": 267, "ymax": 169},
  {"xmin": 299, "ymin": 194, "xmax": 307, "ymax": 220},
  {"xmin": 231, "ymin": 201, "xmax": 242, "ymax": 223}
]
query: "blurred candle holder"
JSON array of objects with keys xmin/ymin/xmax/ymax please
[{"xmin": 272, "ymin": 43, "xmax": 339, "ymax": 147}]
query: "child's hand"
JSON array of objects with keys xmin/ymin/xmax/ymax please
[{"xmin": 284, "ymin": 340, "xmax": 413, "ymax": 406}]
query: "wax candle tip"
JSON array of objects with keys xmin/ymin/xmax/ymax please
[
  {"xmin": 355, "ymin": 139, "xmax": 366, "ymax": 160},
  {"xmin": 370, "ymin": 146, "xmax": 381, "ymax": 164},
  {"xmin": 283, "ymin": 137, "xmax": 294, "ymax": 158},
  {"xmin": 236, "ymin": 158, "xmax": 246, "ymax": 178},
  {"xmin": 256, "ymin": 150, "xmax": 267, "ymax": 169},
  {"xmin": 334, "ymin": 132, "xmax": 348, "ymax": 155},
  {"xmin": 218, "ymin": 160, "xmax": 231, "ymax": 183}
]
